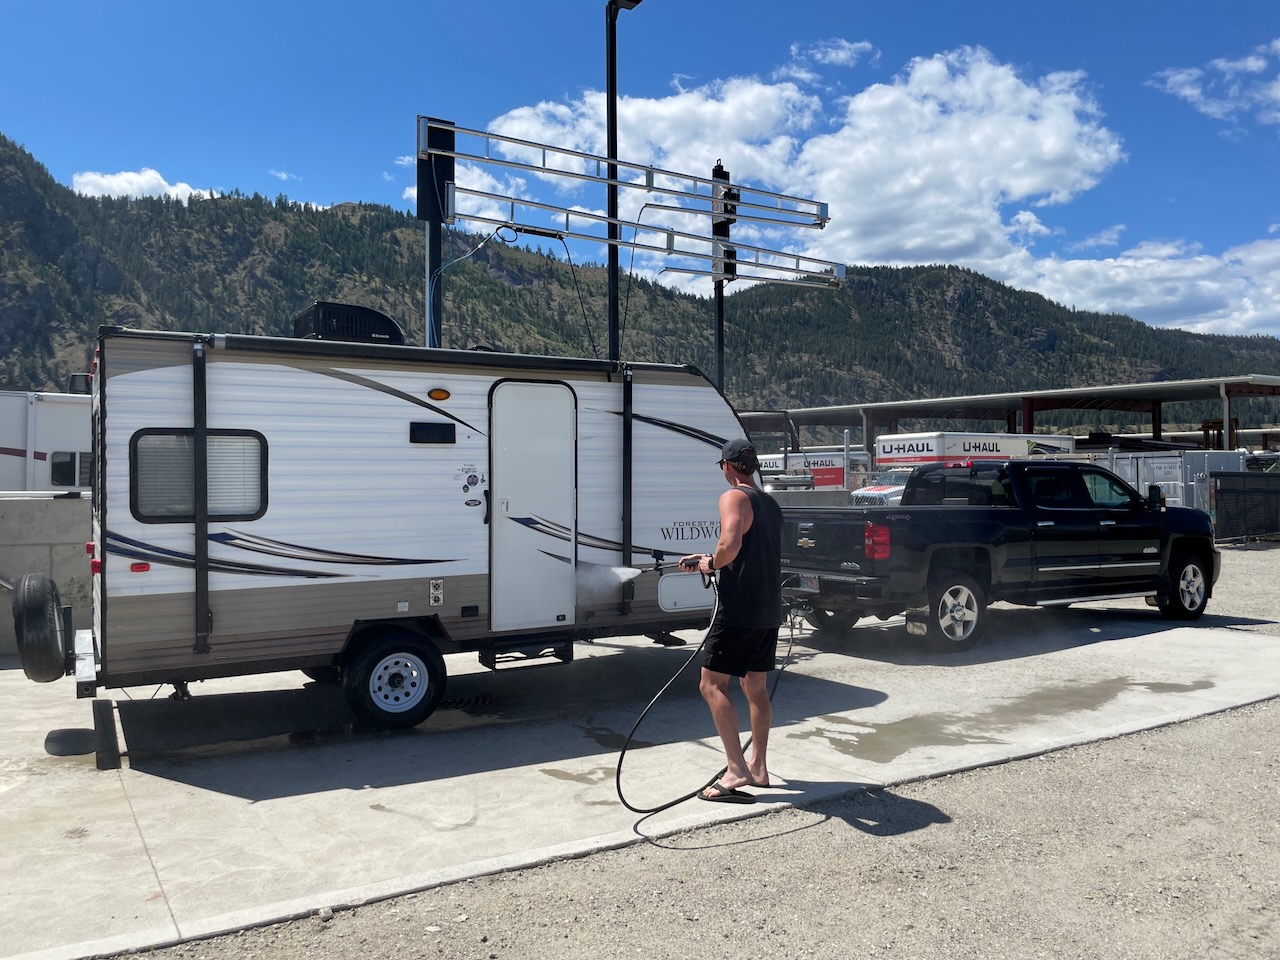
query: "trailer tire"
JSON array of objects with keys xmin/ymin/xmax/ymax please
[
  {"xmin": 804, "ymin": 607, "xmax": 863, "ymax": 633},
  {"xmin": 1157, "ymin": 552, "xmax": 1209, "ymax": 621},
  {"xmin": 12, "ymin": 574, "xmax": 67, "ymax": 683},
  {"xmin": 343, "ymin": 633, "xmax": 446, "ymax": 729},
  {"xmin": 924, "ymin": 572, "xmax": 986, "ymax": 652}
]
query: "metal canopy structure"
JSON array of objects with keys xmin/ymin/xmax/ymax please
[{"xmin": 741, "ymin": 374, "xmax": 1280, "ymax": 452}]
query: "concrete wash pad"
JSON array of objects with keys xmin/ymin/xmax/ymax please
[{"xmin": 1, "ymin": 605, "xmax": 1277, "ymax": 960}]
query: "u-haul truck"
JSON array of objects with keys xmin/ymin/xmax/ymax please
[
  {"xmin": 756, "ymin": 448, "xmax": 871, "ymax": 489},
  {"xmin": 874, "ymin": 431, "xmax": 1075, "ymax": 466}
]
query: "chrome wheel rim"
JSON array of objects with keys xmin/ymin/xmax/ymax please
[
  {"xmin": 936, "ymin": 584, "xmax": 978, "ymax": 643},
  {"xmin": 1178, "ymin": 563, "xmax": 1206, "ymax": 612}
]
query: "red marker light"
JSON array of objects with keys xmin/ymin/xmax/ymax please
[
  {"xmin": 130, "ymin": 562, "xmax": 150, "ymax": 573},
  {"xmin": 85, "ymin": 541, "xmax": 95, "ymax": 555},
  {"xmin": 90, "ymin": 558, "xmax": 102, "ymax": 575}
]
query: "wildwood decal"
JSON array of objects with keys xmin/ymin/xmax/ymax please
[{"xmin": 660, "ymin": 520, "xmax": 721, "ymax": 541}]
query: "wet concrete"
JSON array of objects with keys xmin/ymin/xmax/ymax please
[{"xmin": 2, "ymin": 581, "xmax": 1278, "ymax": 960}]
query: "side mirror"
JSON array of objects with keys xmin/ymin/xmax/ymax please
[{"xmin": 1146, "ymin": 484, "xmax": 1164, "ymax": 510}]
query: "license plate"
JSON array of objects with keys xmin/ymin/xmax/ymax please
[{"xmin": 798, "ymin": 575, "xmax": 820, "ymax": 592}]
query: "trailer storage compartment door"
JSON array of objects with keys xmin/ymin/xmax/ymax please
[{"xmin": 490, "ymin": 381, "xmax": 577, "ymax": 631}]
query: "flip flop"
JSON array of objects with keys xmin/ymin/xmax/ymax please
[
  {"xmin": 746, "ymin": 778, "xmax": 772, "ymax": 789},
  {"xmin": 699, "ymin": 780, "xmax": 756, "ymax": 804}
]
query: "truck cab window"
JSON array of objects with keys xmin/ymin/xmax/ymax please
[
  {"xmin": 1030, "ymin": 472, "xmax": 1088, "ymax": 509},
  {"xmin": 1082, "ymin": 470, "xmax": 1136, "ymax": 508}
]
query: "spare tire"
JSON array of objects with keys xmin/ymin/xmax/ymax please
[{"xmin": 13, "ymin": 574, "xmax": 68, "ymax": 683}]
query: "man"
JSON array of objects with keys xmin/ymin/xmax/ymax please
[{"xmin": 681, "ymin": 437, "xmax": 784, "ymax": 804}]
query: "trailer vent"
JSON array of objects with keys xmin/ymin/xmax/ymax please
[{"xmin": 292, "ymin": 301, "xmax": 406, "ymax": 345}]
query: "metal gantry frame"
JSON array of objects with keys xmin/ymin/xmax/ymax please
[{"xmin": 416, "ymin": 117, "xmax": 845, "ymax": 363}]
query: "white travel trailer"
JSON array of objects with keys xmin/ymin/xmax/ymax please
[
  {"xmin": 12, "ymin": 320, "xmax": 743, "ymax": 732},
  {"xmin": 874, "ymin": 431, "xmax": 1076, "ymax": 466},
  {"xmin": 0, "ymin": 389, "xmax": 91, "ymax": 492}
]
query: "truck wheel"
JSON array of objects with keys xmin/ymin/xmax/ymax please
[
  {"xmin": 342, "ymin": 633, "xmax": 447, "ymax": 729},
  {"xmin": 1157, "ymin": 553, "xmax": 1209, "ymax": 621},
  {"xmin": 804, "ymin": 608, "xmax": 863, "ymax": 632},
  {"xmin": 12, "ymin": 574, "xmax": 68, "ymax": 683},
  {"xmin": 925, "ymin": 573, "xmax": 986, "ymax": 652}
]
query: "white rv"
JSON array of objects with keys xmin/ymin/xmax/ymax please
[
  {"xmin": 12, "ymin": 321, "xmax": 742, "ymax": 731},
  {"xmin": 0, "ymin": 390, "xmax": 91, "ymax": 492},
  {"xmin": 874, "ymin": 431, "xmax": 1076, "ymax": 466}
]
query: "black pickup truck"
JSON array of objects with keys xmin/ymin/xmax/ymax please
[{"xmin": 781, "ymin": 459, "xmax": 1221, "ymax": 652}]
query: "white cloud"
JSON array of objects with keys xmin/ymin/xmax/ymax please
[
  {"xmin": 1151, "ymin": 38, "xmax": 1280, "ymax": 126},
  {"xmin": 1008, "ymin": 210, "xmax": 1052, "ymax": 240},
  {"xmin": 72, "ymin": 168, "xmax": 215, "ymax": 201},
  {"xmin": 1020, "ymin": 237, "xmax": 1280, "ymax": 335},
  {"xmin": 269, "ymin": 169, "xmax": 298, "ymax": 182},
  {"xmin": 794, "ymin": 47, "xmax": 1124, "ymax": 267},
  {"xmin": 1071, "ymin": 224, "xmax": 1126, "ymax": 250},
  {"xmin": 808, "ymin": 38, "xmax": 876, "ymax": 68},
  {"xmin": 478, "ymin": 41, "xmax": 1280, "ymax": 337}
]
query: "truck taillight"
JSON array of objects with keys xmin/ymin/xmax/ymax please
[
  {"xmin": 90, "ymin": 558, "xmax": 102, "ymax": 575},
  {"xmin": 864, "ymin": 522, "xmax": 891, "ymax": 561}
]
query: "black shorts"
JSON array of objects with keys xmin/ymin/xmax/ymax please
[{"xmin": 703, "ymin": 617, "xmax": 779, "ymax": 677}]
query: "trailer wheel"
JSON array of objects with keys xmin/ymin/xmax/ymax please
[
  {"xmin": 343, "ymin": 633, "xmax": 447, "ymax": 729},
  {"xmin": 924, "ymin": 572, "xmax": 986, "ymax": 652},
  {"xmin": 12, "ymin": 574, "xmax": 67, "ymax": 683},
  {"xmin": 1157, "ymin": 552, "xmax": 1209, "ymax": 621},
  {"xmin": 804, "ymin": 607, "xmax": 862, "ymax": 633}
]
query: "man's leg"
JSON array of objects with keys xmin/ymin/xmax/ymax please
[
  {"xmin": 741, "ymin": 670, "xmax": 772, "ymax": 786},
  {"xmin": 700, "ymin": 666, "xmax": 750, "ymax": 792}
]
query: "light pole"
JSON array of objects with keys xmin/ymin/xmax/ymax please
[{"xmin": 606, "ymin": 0, "xmax": 641, "ymax": 363}]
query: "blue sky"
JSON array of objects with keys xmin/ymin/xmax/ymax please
[{"xmin": 4, "ymin": 0, "xmax": 1280, "ymax": 339}]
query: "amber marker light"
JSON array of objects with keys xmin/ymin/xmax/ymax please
[{"xmin": 427, "ymin": 388, "xmax": 451, "ymax": 401}]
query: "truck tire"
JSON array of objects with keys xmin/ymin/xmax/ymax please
[
  {"xmin": 342, "ymin": 633, "xmax": 447, "ymax": 729},
  {"xmin": 12, "ymin": 574, "xmax": 68, "ymax": 683},
  {"xmin": 1157, "ymin": 552, "xmax": 1209, "ymax": 621},
  {"xmin": 804, "ymin": 607, "xmax": 863, "ymax": 633},
  {"xmin": 924, "ymin": 572, "xmax": 986, "ymax": 652}
]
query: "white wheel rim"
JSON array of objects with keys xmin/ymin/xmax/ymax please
[
  {"xmin": 367, "ymin": 652, "xmax": 430, "ymax": 714},
  {"xmin": 937, "ymin": 585, "xmax": 978, "ymax": 642}
]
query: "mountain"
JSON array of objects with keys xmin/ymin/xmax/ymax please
[{"xmin": 3, "ymin": 131, "xmax": 1279, "ymax": 431}]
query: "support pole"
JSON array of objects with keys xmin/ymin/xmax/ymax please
[
  {"xmin": 714, "ymin": 280, "xmax": 725, "ymax": 391},
  {"xmin": 606, "ymin": 4, "xmax": 621, "ymax": 362}
]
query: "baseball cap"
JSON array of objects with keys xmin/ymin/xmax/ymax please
[{"xmin": 718, "ymin": 437, "xmax": 759, "ymax": 472}]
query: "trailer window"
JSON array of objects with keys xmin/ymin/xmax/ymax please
[
  {"xmin": 131, "ymin": 429, "xmax": 267, "ymax": 522},
  {"xmin": 50, "ymin": 451, "xmax": 91, "ymax": 487}
]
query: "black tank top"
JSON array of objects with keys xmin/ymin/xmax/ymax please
[{"xmin": 717, "ymin": 485, "xmax": 783, "ymax": 627}]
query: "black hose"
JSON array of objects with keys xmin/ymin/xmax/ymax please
[{"xmin": 614, "ymin": 574, "xmax": 795, "ymax": 814}]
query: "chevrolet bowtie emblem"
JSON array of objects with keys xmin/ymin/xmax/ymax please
[{"xmin": 797, "ymin": 538, "xmax": 816, "ymax": 549}]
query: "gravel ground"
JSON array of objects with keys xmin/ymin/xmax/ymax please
[{"xmin": 129, "ymin": 543, "xmax": 1280, "ymax": 960}]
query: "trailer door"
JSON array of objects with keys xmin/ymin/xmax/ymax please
[{"xmin": 490, "ymin": 381, "xmax": 576, "ymax": 631}]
